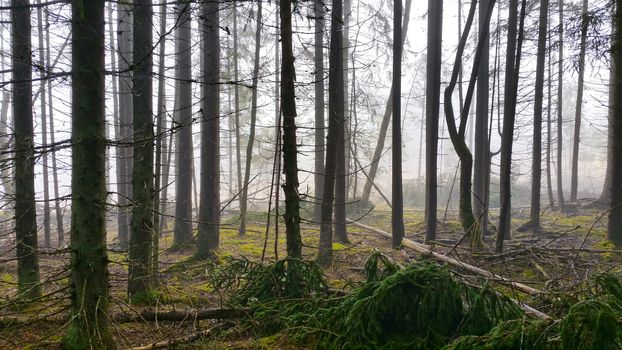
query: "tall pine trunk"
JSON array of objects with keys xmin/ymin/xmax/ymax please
[
  {"xmin": 313, "ymin": 0, "xmax": 326, "ymax": 222},
  {"xmin": 391, "ymin": 0, "xmax": 405, "ymax": 248},
  {"xmin": 556, "ymin": 0, "xmax": 566, "ymax": 210},
  {"xmin": 67, "ymin": 0, "xmax": 114, "ymax": 346},
  {"xmin": 608, "ymin": 0, "xmax": 622, "ymax": 245}
]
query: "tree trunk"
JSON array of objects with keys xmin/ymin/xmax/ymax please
[
  {"xmin": 598, "ymin": 59, "xmax": 615, "ymax": 205},
  {"xmin": 158, "ymin": 123, "xmax": 174, "ymax": 234},
  {"xmin": 173, "ymin": 0, "xmax": 194, "ymax": 246},
  {"xmin": 360, "ymin": 0, "xmax": 412, "ymax": 206},
  {"xmin": 391, "ymin": 0, "xmax": 405, "ymax": 248},
  {"xmin": 473, "ymin": 0, "xmax": 491, "ymax": 235},
  {"xmin": 496, "ymin": 0, "xmax": 527, "ymax": 253},
  {"xmin": 556, "ymin": 0, "xmax": 566, "ymax": 210},
  {"xmin": 233, "ymin": 1, "xmax": 242, "ymax": 208},
  {"xmin": 546, "ymin": 11, "xmax": 555, "ymax": 207},
  {"xmin": 239, "ymin": 1, "xmax": 263, "ymax": 235},
  {"xmin": 523, "ymin": 0, "xmax": 549, "ymax": 230},
  {"xmin": 570, "ymin": 0, "xmax": 588, "ymax": 202},
  {"xmin": 67, "ymin": 0, "xmax": 115, "ymax": 346},
  {"xmin": 117, "ymin": 1, "xmax": 134, "ymax": 249},
  {"xmin": 128, "ymin": 0, "xmax": 155, "ymax": 298},
  {"xmin": 425, "ymin": 0, "xmax": 442, "ymax": 243},
  {"xmin": 608, "ymin": 0, "xmax": 622, "ymax": 246},
  {"xmin": 12, "ymin": 0, "xmax": 41, "ymax": 300},
  {"xmin": 313, "ymin": 0, "xmax": 326, "ymax": 222},
  {"xmin": 334, "ymin": 0, "xmax": 348, "ymax": 244},
  {"xmin": 36, "ymin": 2, "xmax": 51, "ymax": 249},
  {"xmin": 197, "ymin": 0, "xmax": 221, "ymax": 257},
  {"xmin": 281, "ymin": 0, "xmax": 303, "ymax": 259}
]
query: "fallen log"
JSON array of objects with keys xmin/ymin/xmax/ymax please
[
  {"xmin": 112, "ymin": 307, "xmax": 249, "ymax": 323},
  {"xmin": 347, "ymin": 220, "xmax": 541, "ymax": 295},
  {"xmin": 124, "ymin": 323, "xmax": 230, "ymax": 350}
]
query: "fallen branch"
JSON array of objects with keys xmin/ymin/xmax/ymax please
[
  {"xmin": 347, "ymin": 220, "xmax": 541, "ymax": 295},
  {"xmin": 112, "ymin": 307, "xmax": 249, "ymax": 323},
  {"xmin": 124, "ymin": 323, "xmax": 230, "ymax": 350}
]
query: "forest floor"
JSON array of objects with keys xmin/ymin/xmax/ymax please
[{"xmin": 0, "ymin": 207, "xmax": 620, "ymax": 349}]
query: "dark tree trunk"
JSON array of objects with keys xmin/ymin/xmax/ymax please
[
  {"xmin": 67, "ymin": 0, "xmax": 114, "ymax": 346},
  {"xmin": 570, "ymin": 0, "xmax": 588, "ymax": 202},
  {"xmin": 233, "ymin": 1, "xmax": 242, "ymax": 206},
  {"xmin": 546, "ymin": 11, "xmax": 555, "ymax": 207},
  {"xmin": 36, "ymin": 2, "xmax": 51, "ymax": 249},
  {"xmin": 473, "ymin": 0, "xmax": 491, "ymax": 235},
  {"xmin": 359, "ymin": 0, "xmax": 412, "ymax": 206},
  {"xmin": 281, "ymin": 0, "xmax": 303, "ymax": 259},
  {"xmin": 117, "ymin": 1, "xmax": 133, "ymax": 249},
  {"xmin": 391, "ymin": 0, "xmax": 405, "ymax": 248},
  {"xmin": 313, "ymin": 0, "xmax": 326, "ymax": 222},
  {"xmin": 598, "ymin": 62, "xmax": 615, "ymax": 205},
  {"xmin": 173, "ymin": 0, "xmax": 194, "ymax": 246},
  {"xmin": 523, "ymin": 0, "xmax": 549, "ymax": 230},
  {"xmin": 240, "ymin": 0, "xmax": 263, "ymax": 235},
  {"xmin": 556, "ymin": 0, "xmax": 566, "ymax": 210},
  {"xmin": 128, "ymin": 0, "xmax": 155, "ymax": 298},
  {"xmin": 608, "ymin": 0, "xmax": 622, "ymax": 246},
  {"xmin": 12, "ymin": 0, "xmax": 41, "ymax": 300},
  {"xmin": 425, "ymin": 0, "xmax": 442, "ymax": 243},
  {"xmin": 496, "ymin": 0, "xmax": 527, "ymax": 253},
  {"xmin": 197, "ymin": 0, "xmax": 221, "ymax": 257}
]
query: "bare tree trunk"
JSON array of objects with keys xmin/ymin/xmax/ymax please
[
  {"xmin": 128, "ymin": 0, "xmax": 155, "ymax": 298},
  {"xmin": 546, "ymin": 11, "xmax": 555, "ymax": 207},
  {"xmin": 497, "ymin": 0, "xmax": 527, "ymax": 253},
  {"xmin": 391, "ymin": 0, "xmax": 405, "ymax": 248},
  {"xmin": 239, "ymin": 1, "xmax": 263, "ymax": 235},
  {"xmin": 313, "ymin": 0, "xmax": 325, "ymax": 222},
  {"xmin": 556, "ymin": 0, "xmax": 566, "ymax": 210},
  {"xmin": 281, "ymin": 0, "xmax": 302, "ymax": 259},
  {"xmin": 233, "ymin": 1, "xmax": 242, "ymax": 208},
  {"xmin": 570, "ymin": 0, "xmax": 588, "ymax": 202},
  {"xmin": 12, "ymin": 0, "xmax": 40, "ymax": 300},
  {"xmin": 425, "ymin": 0, "xmax": 442, "ymax": 243},
  {"xmin": 173, "ymin": 0, "xmax": 194, "ymax": 246},
  {"xmin": 608, "ymin": 0, "xmax": 622, "ymax": 246},
  {"xmin": 197, "ymin": 0, "xmax": 221, "ymax": 257},
  {"xmin": 67, "ymin": 0, "xmax": 115, "ymax": 346},
  {"xmin": 598, "ymin": 57, "xmax": 615, "ymax": 205},
  {"xmin": 36, "ymin": 1, "xmax": 51, "ymax": 249},
  {"xmin": 158, "ymin": 123, "xmax": 174, "ymax": 234},
  {"xmin": 360, "ymin": 0, "xmax": 412, "ymax": 206},
  {"xmin": 117, "ymin": 1, "xmax": 134, "ymax": 249}
]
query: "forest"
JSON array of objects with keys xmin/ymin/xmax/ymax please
[{"xmin": 1, "ymin": 0, "xmax": 622, "ymax": 348}]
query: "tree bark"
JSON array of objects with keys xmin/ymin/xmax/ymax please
[
  {"xmin": 12, "ymin": 0, "xmax": 41, "ymax": 300},
  {"xmin": 173, "ymin": 0, "xmax": 194, "ymax": 246},
  {"xmin": 425, "ymin": 0, "xmax": 442, "ymax": 243},
  {"xmin": 281, "ymin": 0, "xmax": 302, "ymax": 259},
  {"xmin": 570, "ymin": 0, "xmax": 588, "ymax": 202},
  {"xmin": 67, "ymin": 0, "xmax": 114, "ymax": 346},
  {"xmin": 391, "ymin": 0, "xmax": 405, "ymax": 248},
  {"xmin": 546, "ymin": 10, "xmax": 555, "ymax": 207},
  {"xmin": 608, "ymin": 0, "xmax": 622, "ymax": 246},
  {"xmin": 197, "ymin": 0, "xmax": 221, "ymax": 257},
  {"xmin": 313, "ymin": 0, "xmax": 326, "ymax": 222},
  {"xmin": 239, "ymin": 0, "xmax": 263, "ymax": 235},
  {"xmin": 128, "ymin": 0, "xmax": 155, "ymax": 298},
  {"xmin": 556, "ymin": 0, "xmax": 566, "ymax": 210}
]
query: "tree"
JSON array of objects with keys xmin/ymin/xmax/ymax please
[
  {"xmin": 318, "ymin": 0, "xmax": 345, "ymax": 264},
  {"xmin": 497, "ymin": 0, "xmax": 527, "ymax": 253},
  {"xmin": 520, "ymin": 0, "xmax": 549, "ymax": 231},
  {"xmin": 66, "ymin": 0, "xmax": 115, "ymax": 347},
  {"xmin": 556, "ymin": 0, "xmax": 566, "ymax": 210},
  {"xmin": 473, "ymin": 0, "xmax": 491, "ymax": 235},
  {"xmin": 239, "ymin": 0, "xmax": 263, "ymax": 235},
  {"xmin": 570, "ymin": 0, "xmax": 589, "ymax": 202},
  {"xmin": 608, "ymin": 0, "xmax": 622, "ymax": 246},
  {"xmin": 128, "ymin": 0, "xmax": 155, "ymax": 298},
  {"xmin": 313, "ymin": 0, "xmax": 326, "ymax": 222},
  {"xmin": 197, "ymin": 0, "xmax": 221, "ymax": 257},
  {"xmin": 392, "ymin": 0, "xmax": 405, "ymax": 248},
  {"xmin": 281, "ymin": 0, "xmax": 303, "ymax": 259},
  {"xmin": 173, "ymin": 0, "xmax": 194, "ymax": 246},
  {"xmin": 425, "ymin": 0, "xmax": 442, "ymax": 243},
  {"xmin": 12, "ymin": 0, "xmax": 41, "ymax": 299}
]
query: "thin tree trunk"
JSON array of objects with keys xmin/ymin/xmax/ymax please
[
  {"xmin": 67, "ymin": 0, "xmax": 115, "ymax": 346},
  {"xmin": 313, "ymin": 0, "xmax": 325, "ymax": 222},
  {"xmin": 546, "ymin": 10, "xmax": 555, "ymax": 207},
  {"xmin": 497, "ymin": 0, "xmax": 527, "ymax": 253},
  {"xmin": 360, "ymin": 0, "xmax": 412, "ymax": 206},
  {"xmin": 281, "ymin": 0, "xmax": 303, "ymax": 259},
  {"xmin": 233, "ymin": 1, "xmax": 242, "ymax": 208},
  {"xmin": 128, "ymin": 0, "xmax": 155, "ymax": 298},
  {"xmin": 197, "ymin": 0, "xmax": 221, "ymax": 257},
  {"xmin": 391, "ymin": 0, "xmax": 405, "ymax": 248},
  {"xmin": 425, "ymin": 0, "xmax": 442, "ymax": 243},
  {"xmin": 343, "ymin": 0, "xmax": 351, "ymax": 204},
  {"xmin": 570, "ymin": 0, "xmax": 588, "ymax": 202},
  {"xmin": 13, "ymin": 0, "xmax": 40, "ymax": 300},
  {"xmin": 239, "ymin": 1, "xmax": 263, "ymax": 235},
  {"xmin": 556, "ymin": 0, "xmax": 566, "ymax": 210},
  {"xmin": 108, "ymin": 2, "xmax": 120, "ymax": 249},
  {"xmin": 173, "ymin": 0, "xmax": 194, "ymax": 246},
  {"xmin": 36, "ymin": 1, "xmax": 51, "ymax": 249},
  {"xmin": 158, "ymin": 123, "xmax": 174, "ymax": 234},
  {"xmin": 598, "ymin": 55, "xmax": 615, "ymax": 205}
]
